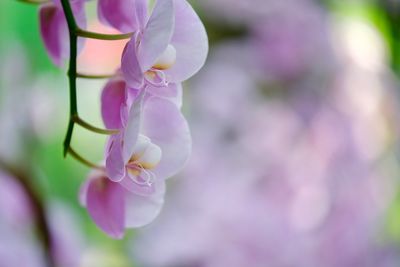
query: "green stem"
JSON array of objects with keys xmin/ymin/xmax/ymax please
[
  {"xmin": 73, "ymin": 115, "xmax": 119, "ymax": 135},
  {"xmin": 76, "ymin": 28, "xmax": 133, "ymax": 40},
  {"xmin": 76, "ymin": 72, "xmax": 115, "ymax": 79},
  {"xmin": 67, "ymin": 147, "xmax": 105, "ymax": 170},
  {"xmin": 60, "ymin": 0, "xmax": 122, "ymax": 164},
  {"xmin": 17, "ymin": 0, "xmax": 50, "ymax": 4},
  {"xmin": 60, "ymin": 0, "xmax": 78, "ymax": 157}
]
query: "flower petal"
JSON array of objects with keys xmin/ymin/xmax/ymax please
[
  {"xmin": 85, "ymin": 176, "xmax": 125, "ymax": 239},
  {"xmin": 119, "ymin": 174, "xmax": 156, "ymax": 196},
  {"xmin": 121, "ymin": 37, "xmax": 145, "ymax": 88},
  {"xmin": 142, "ymin": 96, "xmax": 191, "ymax": 179},
  {"xmin": 101, "ymin": 78, "xmax": 127, "ymax": 129},
  {"xmin": 72, "ymin": 0, "xmax": 87, "ymax": 32},
  {"xmin": 164, "ymin": 0, "xmax": 208, "ymax": 82},
  {"xmin": 105, "ymin": 134, "xmax": 126, "ymax": 182},
  {"xmin": 147, "ymin": 82, "xmax": 183, "ymax": 108},
  {"xmin": 124, "ymin": 178, "xmax": 166, "ymax": 228},
  {"xmin": 39, "ymin": 1, "xmax": 86, "ymax": 66},
  {"xmin": 97, "ymin": 0, "xmax": 139, "ymax": 33},
  {"xmin": 39, "ymin": 4, "xmax": 68, "ymax": 66},
  {"xmin": 137, "ymin": 0, "xmax": 175, "ymax": 71},
  {"xmin": 122, "ymin": 88, "xmax": 146, "ymax": 162},
  {"xmin": 135, "ymin": 0, "xmax": 149, "ymax": 30}
]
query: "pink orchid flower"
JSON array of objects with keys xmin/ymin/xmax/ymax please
[
  {"xmin": 105, "ymin": 86, "xmax": 191, "ymax": 190},
  {"xmin": 121, "ymin": 0, "xmax": 208, "ymax": 88},
  {"xmin": 39, "ymin": 0, "xmax": 86, "ymax": 66},
  {"xmin": 80, "ymin": 168, "xmax": 166, "ymax": 239},
  {"xmin": 80, "ymin": 82, "xmax": 190, "ymax": 238}
]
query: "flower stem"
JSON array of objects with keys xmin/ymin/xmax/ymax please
[
  {"xmin": 76, "ymin": 28, "xmax": 133, "ymax": 40},
  {"xmin": 76, "ymin": 72, "xmax": 115, "ymax": 79},
  {"xmin": 60, "ymin": 0, "xmax": 122, "ymax": 160},
  {"xmin": 67, "ymin": 147, "xmax": 105, "ymax": 170},
  {"xmin": 16, "ymin": 0, "xmax": 50, "ymax": 4},
  {"xmin": 73, "ymin": 115, "xmax": 119, "ymax": 135},
  {"xmin": 60, "ymin": 0, "xmax": 78, "ymax": 157}
]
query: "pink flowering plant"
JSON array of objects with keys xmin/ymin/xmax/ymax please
[{"xmin": 21, "ymin": 0, "xmax": 208, "ymax": 238}]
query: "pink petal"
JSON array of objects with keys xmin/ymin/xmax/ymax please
[
  {"xmin": 72, "ymin": 0, "xmax": 87, "ymax": 31},
  {"xmin": 101, "ymin": 78, "xmax": 127, "ymax": 129},
  {"xmin": 39, "ymin": 1, "xmax": 86, "ymax": 66},
  {"xmin": 97, "ymin": 0, "xmax": 140, "ymax": 33},
  {"xmin": 142, "ymin": 96, "xmax": 191, "ymax": 179},
  {"xmin": 122, "ymin": 88, "xmax": 145, "ymax": 162},
  {"xmin": 119, "ymin": 174, "xmax": 156, "ymax": 196},
  {"xmin": 135, "ymin": 0, "xmax": 149, "ymax": 30},
  {"xmin": 85, "ymin": 176, "xmax": 125, "ymax": 239},
  {"xmin": 105, "ymin": 134, "xmax": 126, "ymax": 182},
  {"xmin": 147, "ymin": 82, "xmax": 183, "ymax": 108},
  {"xmin": 137, "ymin": 0, "xmax": 175, "ymax": 71},
  {"xmin": 121, "ymin": 37, "xmax": 145, "ymax": 88},
  {"xmin": 164, "ymin": 0, "xmax": 208, "ymax": 82},
  {"xmin": 39, "ymin": 4, "xmax": 68, "ymax": 66},
  {"xmin": 124, "ymin": 178, "xmax": 166, "ymax": 228}
]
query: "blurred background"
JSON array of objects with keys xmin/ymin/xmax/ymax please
[{"xmin": 2, "ymin": 0, "xmax": 400, "ymax": 266}]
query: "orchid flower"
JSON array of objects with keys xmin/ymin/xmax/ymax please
[
  {"xmin": 80, "ymin": 82, "xmax": 190, "ymax": 237},
  {"xmin": 39, "ymin": 0, "xmax": 86, "ymax": 66},
  {"xmin": 105, "ymin": 86, "xmax": 191, "ymax": 192},
  {"xmin": 80, "ymin": 168, "xmax": 166, "ymax": 239},
  {"xmin": 121, "ymin": 0, "xmax": 208, "ymax": 88}
]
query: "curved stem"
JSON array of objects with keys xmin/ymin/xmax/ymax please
[
  {"xmin": 76, "ymin": 28, "xmax": 133, "ymax": 40},
  {"xmin": 61, "ymin": 0, "xmax": 78, "ymax": 157},
  {"xmin": 73, "ymin": 115, "xmax": 119, "ymax": 135},
  {"xmin": 0, "ymin": 159, "xmax": 56, "ymax": 267},
  {"xmin": 60, "ymin": 0, "xmax": 122, "ymax": 159},
  {"xmin": 67, "ymin": 147, "xmax": 105, "ymax": 170},
  {"xmin": 17, "ymin": 0, "xmax": 50, "ymax": 4},
  {"xmin": 77, "ymin": 72, "xmax": 115, "ymax": 79}
]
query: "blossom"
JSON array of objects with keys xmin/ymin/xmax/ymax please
[
  {"xmin": 79, "ymin": 168, "xmax": 165, "ymax": 239},
  {"xmin": 104, "ymin": 84, "xmax": 191, "ymax": 198},
  {"xmin": 39, "ymin": 0, "xmax": 86, "ymax": 66},
  {"xmin": 121, "ymin": 0, "xmax": 208, "ymax": 88},
  {"xmin": 80, "ymin": 81, "xmax": 190, "ymax": 237}
]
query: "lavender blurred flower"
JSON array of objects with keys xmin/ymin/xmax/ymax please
[
  {"xmin": 129, "ymin": 34, "xmax": 400, "ymax": 266},
  {"xmin": 0, "ymin": 171, "xmax": 43, "ymax": 267},
  {"xmin": 250, "ymin": 2, "xmax": 335, "ymax": 81},
  {"xmin": 47, "ymin": 202, "xmax": 86, "ymax": 267},
  {"xmin": 0, "ymin": 171, "xmax": 85, "ymax": 267}
]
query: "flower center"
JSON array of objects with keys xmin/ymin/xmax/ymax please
[
  {"xmin": 152, "ymin": 44, "xmax": 177, "ymax": 70},
  {"xmin": 126, "ymin": 135, "xmax": 161, "ymax": 186}
]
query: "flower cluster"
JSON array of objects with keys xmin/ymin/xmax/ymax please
[{"xmin": 37, "ymin": 0, "xmax": 208, "ymax": 238}]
